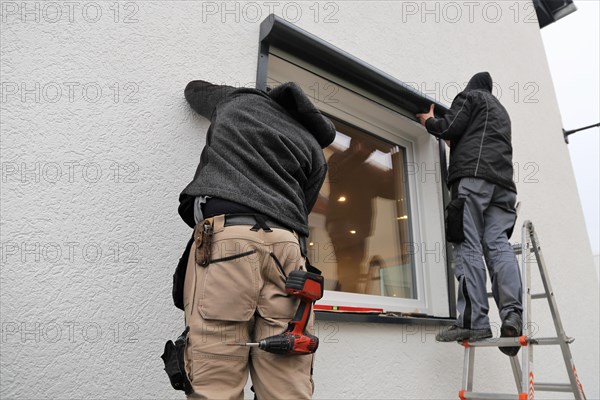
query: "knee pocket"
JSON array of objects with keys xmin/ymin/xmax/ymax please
[
  {"xmin": 483, "ymin": 240, "xmax": 514, "ymax": 262},
  {"xmin": 188, "ymin": 351, "xmax": 248, "ymax": 394}
]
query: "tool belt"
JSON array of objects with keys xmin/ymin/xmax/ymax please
[
  {"xmin": 223, "ymin": 213, "xmax": 292, "ymax": 232},
  {"xmin": 203, "ymin": 198, "xmax": 297, "ymax": 233},
  {"xmin": 221, "ymin": 214, "xmax": 308, "ymax": 255}
]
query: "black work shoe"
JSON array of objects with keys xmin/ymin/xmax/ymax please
[
  {"xmin": 436, "ymin": 325, "xmax": 493, "ymax": 342},
  {"xmin": 500, "ymin": 313, "xmax": 523, "ymax": 357}
]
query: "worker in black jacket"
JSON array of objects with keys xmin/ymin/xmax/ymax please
[
  {"xmin": 177, "ymin": 80, "xmax": 335, "ymax": 399},
  {"xmin": 417, "ymin": 72, "xmax": 522, "ymax": 356}
]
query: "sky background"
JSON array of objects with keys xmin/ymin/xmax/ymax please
[{"xmin": 541, "ymin": 0, "xmax": 600, "ymax": 254}]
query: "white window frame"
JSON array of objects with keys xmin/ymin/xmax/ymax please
[{"xmin": 267, "ymin": 51, "xmax": 450, "ymax": 317}]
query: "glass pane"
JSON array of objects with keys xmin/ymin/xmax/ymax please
[{"xmin": 308, "ymin": 118, "xmax": 416, "ymax": 299}]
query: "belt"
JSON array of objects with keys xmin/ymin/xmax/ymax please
[
  {"xmin": 223, "ymin": 214, "xmax": 291, "ymax": 232},
  {"xmin": 222, "ymin": 213, "xmax": 308, "ymax": 256}
]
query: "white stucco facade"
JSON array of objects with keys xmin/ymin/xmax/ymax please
[{"xmin": 1, "ymin": 1, "xmax": 598, "ymax": 399}]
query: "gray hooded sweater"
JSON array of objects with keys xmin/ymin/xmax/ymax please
[{"xmin": 179, "ymin": 81, "xmax": 336, "ymax": 236}]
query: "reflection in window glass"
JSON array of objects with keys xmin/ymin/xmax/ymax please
[{"xmin": 308, "ymin": 118, "xmax": 416, "ymax": 299}]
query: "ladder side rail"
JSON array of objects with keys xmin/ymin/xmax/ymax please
[
  {"xmin": 509, "ymin": 356, "xmax": 522, "ymax": 392},
  {"xmin": 528, "ymin": 222, "xmax": 586, "ymax": 400},
  {"xmin": 462, "ymin": 347, "xmax": 476, "ymax": 392},
  {"xmin": 528, "ymin": 223, "xmax": 569, "ymax": 342},
  {"xmin": 520, "ymin": 222, "xmax": 533, "ymax": 397}
]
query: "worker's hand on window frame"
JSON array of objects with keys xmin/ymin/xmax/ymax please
[{"xmin": 416, "ymin": 104, "xmax": 435, "ymax": 126}]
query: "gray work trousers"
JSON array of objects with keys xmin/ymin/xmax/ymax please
[{"xmin": 453, "ymin": 177, "xmax": 522, "ymax": 330}]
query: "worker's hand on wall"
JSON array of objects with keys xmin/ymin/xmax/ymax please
[{"xmin": 184, "ymin": 80, "xmax": 236, "ymax": 120}]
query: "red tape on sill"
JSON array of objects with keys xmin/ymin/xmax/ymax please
[{"xmin": 314, "ymin": 305, "xmax": 384, "ymax": 313}]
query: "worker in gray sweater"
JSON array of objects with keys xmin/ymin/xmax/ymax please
[{"xmin": 178, "ymin": 80, "xmax": 335, "ymax": 399}]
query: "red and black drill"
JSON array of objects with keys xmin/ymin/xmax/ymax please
[{"xmin": 233, "ymin": 269, "xmax": 324, "ymax": 355}]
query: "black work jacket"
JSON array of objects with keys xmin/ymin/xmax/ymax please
[{"xmin": 426, "ymin": 89, "xmax": 516, "ymax": 193}]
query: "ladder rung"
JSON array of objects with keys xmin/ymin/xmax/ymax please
[
  {"xmin": 461, "ymin": 336, "xmax": 575, "ymax": 348},
  {"xmin": 535, "ymin": 383, "xmax": 574, "ymax": 392},
  {"xmin": 530, "ymin": 336, "xmax": 575, "ymax": 345},
  {"xmin": 511, "ymin": 244, "xmax": 533, "ymax": 255},
  {"xmin": 460, "ymin": 391, "xmax": 521, "ymax": 400},
  {"xmin": 461, "ymin": 337, "xmax": 524, "ymax": 348},
  {"xmin": 486, "ymin": 292, "xmax": 547, "ymax": 299}
]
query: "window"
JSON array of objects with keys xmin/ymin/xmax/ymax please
[
  {"xmin": 258, "ymin": 16, "xmax": 453, "ymax": 318},
  {"xmin": 311, "ymin": 118, "xmax": 416, "ymax": 300}
]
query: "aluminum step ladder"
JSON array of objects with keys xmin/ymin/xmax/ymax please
[{"xmin": 458, "ymin": 221, "xmax": 586, "ymax": 400}]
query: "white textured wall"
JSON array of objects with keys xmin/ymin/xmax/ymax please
[{"xmin": 1, "ymin": 1, "xmax": 598, "ymax": 399}]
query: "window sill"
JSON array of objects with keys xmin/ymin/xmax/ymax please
[{"xmin": 315, "ymin": 311, "xmax": 455, "ymax": 326}]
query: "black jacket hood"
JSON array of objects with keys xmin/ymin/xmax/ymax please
[
  {"xmin": 267, "ymin": 82, "xmax": 336, "ymax": 149},
  {"xmin": 465, "ymin": 72, "xmax": 493, "ymax": 92}
]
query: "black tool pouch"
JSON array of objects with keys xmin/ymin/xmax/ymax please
[
  {"xmin": 305, "ymin": 258, "xmax": 325, "ymax": 299},
  {"xmin": 173, "ymin": 235, "xmax": 193, "ymax": 311},
  {"xmin": 161, "ymin": 327, "xmax": 193, "ymax": 395},
  {"xmin": 305, "ymin": 258, "xmax": 322, "ymax": 276},
  {"xmin": 445, "ymin": 198, "xmax": 466, "ymax": 243}
]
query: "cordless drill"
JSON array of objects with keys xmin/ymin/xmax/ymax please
[{"xmin": 234, "ymin": 270, "xmax": 324, "ymax": 355}]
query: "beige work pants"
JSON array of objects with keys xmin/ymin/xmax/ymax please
[{"xmin": 183, "ymin": 215, "xmax": 315, "ymax": 400}]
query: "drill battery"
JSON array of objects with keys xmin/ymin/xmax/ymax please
[{"xmin": 285, "ymin": 269, "xmax": 324, "ymax": 302}]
